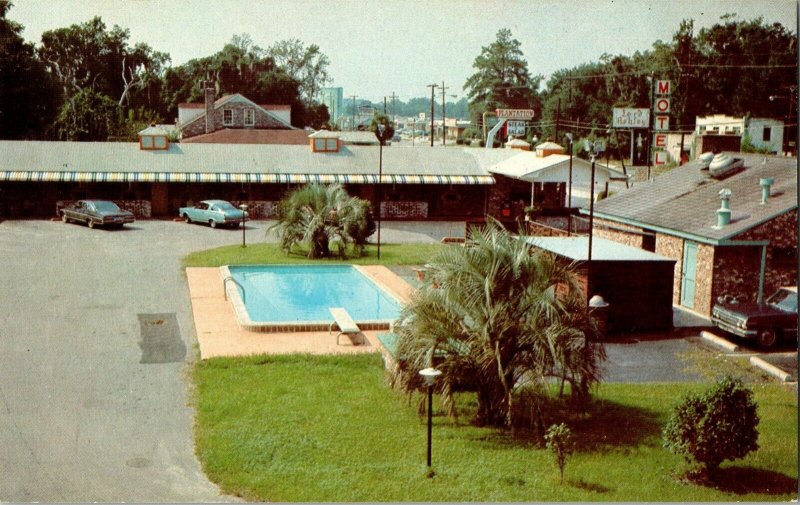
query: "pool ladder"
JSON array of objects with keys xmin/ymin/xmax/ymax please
[{"xmin": 223, "ymin": 276, "xmax": 246, "ymax": 303}]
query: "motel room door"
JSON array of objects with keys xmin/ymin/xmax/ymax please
[{"xmin": 680, "ymin": 242, "xmax": 698, "ymax": 308}]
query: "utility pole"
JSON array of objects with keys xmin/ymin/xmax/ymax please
[
  {"xmin": 555, "ymin": 98, "xmax": 561, "ymax": 141},
  {"xmin": 428, "ymin": 83, "xmax": 438, "ymax": 147},
  {"xmin": 441, "ymin": 81, "xmax": 449, "ymax": 145},
  {"xmin": 390, "ymin": 92, "xmax": 397, "ymax": 125},
  {"xmin": 383, "ymin": 96, "xmax": 387, "ymax": 114},
  {"xmin": 348, "ymin": 95, "xmax": 357, "ymax": 131}
]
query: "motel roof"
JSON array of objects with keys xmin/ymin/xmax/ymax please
[
  {"xmin": 588, "ymin": 153, "xmax": 798, "ymax": 243},
  {"xmin": 0, "ymin": 141, "xmax": 514, "ymax": 185}
]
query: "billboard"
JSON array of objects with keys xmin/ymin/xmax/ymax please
[
  {"xmin": 612, "ymin": 108, "xmax": 650, "ymax": 128},
  {"xmin": 506, "ymin": 120, "xmax": 526, "ymax": 136}
]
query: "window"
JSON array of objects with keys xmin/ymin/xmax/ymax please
[
  {"xmin": 312, "ymin": 137, "xmax": 339, "ymax": 152},
  {"xmin": 763, "ymin": 127, "xmax": 772, "ymax": 142},
  {"xmin": 223, "ymin": 109, "xmax": 233, "ymax": 126},
  {"xmin": 244, "ymin": 109, "xmax": 255, "ymax": 126},
  {"xmin": 153, "ymin": 136, "xmax": 167, "ymax": 149},
  {"xmin": 140, "ymin": 136, "xmax": 154, "ymax": 149}
]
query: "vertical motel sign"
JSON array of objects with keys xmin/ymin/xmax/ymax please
[{"xmin": 653, "ymin": 80, "xmax": 671, "ymax": 166}]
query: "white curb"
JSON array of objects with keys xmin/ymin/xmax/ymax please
[
  {"xmin": 700, "ymin": 330, "xmax": 740, "ymax": 353},
  {"xmin": 749, "ymin": 356, "xmax": 792, "ymax": 382}
]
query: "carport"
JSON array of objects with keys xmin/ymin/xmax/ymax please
[{"xmin": 525, "ymin": 236, "xmax": 676, "ymax": 334}]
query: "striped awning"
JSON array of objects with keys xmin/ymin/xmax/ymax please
[{"xmin": 0, "ymin": 171, "xmax": 495, "ymax": 185}]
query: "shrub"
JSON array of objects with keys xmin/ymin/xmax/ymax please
[
  {"xmin": 478, "ymin": 139, "xmax": 486, "ymax": 147},
  {"xmin": 662, "ymin": 376, "xmax": 759, "ymax": 475},
  {"xmin": 545, "ymin": 423, "xmax": 574, "ymax": 483},
  {"xmin": 455, "ymin": 137, "xmax": 464, "ymax": 145}
]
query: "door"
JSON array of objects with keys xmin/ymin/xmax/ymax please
[{"xmin": 680, "ymin": 242, "xmax": 698, "ymax": 308}]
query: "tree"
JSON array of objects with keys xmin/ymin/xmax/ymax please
[
  {"xmin": 663, "ymin": 376, "xmax": 760, "ymax": 477},
  {"xmin": 391, "ymin": 222, "xmax": 604, "ymax": 429},
  {"xmin": 0, "ymin": 1, "xmax": 60, "ymax": 139},
  {"xmin": 54, "ymin": 88, "xmax": 123, "ymax": 141},
  {"xmin": 463, "ymin": 29, "xmax": 542, "ymax": 125},
  {"xmin": 267, "ymin": 38, "xmax": 331, "ymax": 103},
  {"xmin": 269, "ymin": 184, "xmax": 375, "ymax": 259}
]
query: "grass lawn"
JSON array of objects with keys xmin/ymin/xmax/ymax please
[
  {"xmin": 183, "ymin": 242, "xmax": 445, "ymax": 268},
  {"xmin": 193, "ymin": 353, "xmax": 798, "ymax": 502}
]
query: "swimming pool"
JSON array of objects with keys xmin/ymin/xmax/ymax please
[{"xmin": 221, "ymin": 265, "xmax": 402, "ymax": 332}]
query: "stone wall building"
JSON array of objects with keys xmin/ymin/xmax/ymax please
[{"xmin": 586, "ymin": 153, "xmax": 797, "ymax": 316}]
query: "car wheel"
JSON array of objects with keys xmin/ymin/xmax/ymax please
[
  {"xmin": 61, "ymin": 214, "xmax": 69, "ymax": 223},
  {"xmin": 758, "ymin": 328, "xmax": 778, "ymax": 348},
  {"xmin": 209, "ymin": 219, "xmax": 217, "ymax": 229},
  {"xmin": 87, "ymin": 220, "xmax": 95, "ymax": 229},
  {"xmin": 183, "ymin": 213, "xmax": 191, "ymax": 223}
]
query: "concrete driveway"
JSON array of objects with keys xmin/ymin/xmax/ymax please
[{"xmin": 0, "ymin": 218, "xmax": 463, "ymax": 502}]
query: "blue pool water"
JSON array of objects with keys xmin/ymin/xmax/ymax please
[{"xmin": 228, "ymin": 265, "xmax": 401, "ymax": 323}]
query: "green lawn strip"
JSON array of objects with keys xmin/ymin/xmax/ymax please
[
  {"xmin": 182, "ymin": 242, "xmax": 444, "ymax": 268},
  {"xmin": 193, "ymin": 354, "xmax": 798, "ymax": 502}
]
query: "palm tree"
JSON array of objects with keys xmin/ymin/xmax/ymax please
[
  {"xmin": 269, "ymin": 183, "xmax": 375, "ymax": 259},
  {"xmin": 391, "ymin": 221, "xmax": 604, "ymax": 429}
]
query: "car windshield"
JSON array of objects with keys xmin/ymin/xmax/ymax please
[
  {"xmin": 214, "ymin": 202, "xmax": 237, "ymax": 211},
  {"xmin": 93, "ymin": 201, "xmax": 122, "ymax": 213},
  {"xmin": 767, "ymin": 289, "xmax": 797, "ymax": 313}
]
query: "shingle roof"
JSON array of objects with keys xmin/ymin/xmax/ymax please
[
  {"xmin": 180, "ymin": 129, "xmax": 309, "ymax": 145},
  {"xmin": 591, "ymin": 153, "xmax": 797, "ymax": 241}
]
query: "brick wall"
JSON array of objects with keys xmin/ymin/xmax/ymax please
[
  {"xmin": 230, "ymin": 200, "xmax": 278, "ymax": 219},
  {"xmin": 593, "ymin": 218, "xmax": 645, "ymax": 248},
  {"xmin": 655, "ymin": 234, "xmax": 684, "ymax": 306},
  {"xmin": 711, "ymin": 246, "xmax": 762, "ymax": 304},
  {"xmin": 526, "ymin": 220, "xmax": 568, "ymax": 237},
  {"xmin": 182, "ymin": 102, "xmax": 289, "ymax": 138},
  {"xmin": 694, "ymin": 243, "xmax": 715, "ymax": 313},
  {"xmin": 380, "ymin": 201, "xmax": 428, "ymax": 219}
]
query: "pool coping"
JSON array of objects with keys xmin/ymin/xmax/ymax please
[
  {"xmin": 219, "ymin": 264, "xmax": 404, "ymax": 333},
  {"xmin": 187, "ymin": 266, "xmax": 413, "ymax": 359}
]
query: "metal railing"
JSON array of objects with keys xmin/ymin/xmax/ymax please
[{"xmin": 223, "ymin": 276, "xmax": 246, "ymax": 303}]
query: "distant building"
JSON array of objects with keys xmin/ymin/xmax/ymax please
[
  {"xmin": 320, "ymin": 87, "xmax": 344, "ymax": 124},
  {"xmin": 746, "ymin": 118, "xmax": 784, "ymax": 154}
]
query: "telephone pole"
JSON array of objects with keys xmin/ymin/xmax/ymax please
[
  {"xmin": 427, "ymin": 83, "xmax": 438, "ymax": 147},
  {"xmin": 390, "ymin": 92, "xmax": 397, "ymax": 125},
  {"xmin": 383, "ymin": 96, "xmax": 387, "ymax": 114},
  {"xmin": 348, "ymin": 95, "xmax": 357, "ymax": 131},
  {"xmin": 441, "ymin": 81, "xmax": 448, "ymax": 146}
]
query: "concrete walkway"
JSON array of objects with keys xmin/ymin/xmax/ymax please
[{"xmin": 187, "ymin": 265, "xmax": 412, "ymax": 359}]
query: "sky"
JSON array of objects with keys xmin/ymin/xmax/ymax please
[{"xmin": 9, "ymin": 0, "xmax": 798, "ymax": 103}]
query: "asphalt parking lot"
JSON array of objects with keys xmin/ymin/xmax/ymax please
[
  {"xmin": 0, "ymin": 218, "xmax": 465, "ymax": 502},
  {"xmin": 0, "ymin": 218, "xmax": 792, "ymax": 501}
]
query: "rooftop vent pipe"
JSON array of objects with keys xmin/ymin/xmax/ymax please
[
  {"xmin": 759, "ymin": 177, "xmax": 774, "ymax": 204},
  {"xmin": 716, "ymin": 188, "xmax": 732, "ymax": 227}
]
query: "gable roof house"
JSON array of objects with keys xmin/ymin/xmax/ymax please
[
  {"xmin": 177, "ymin": 80, "xmax": 308, "ymax": 144},
  {"xmin": 585, "ymin": 152, "xmax": 797, "ymax": 316}
]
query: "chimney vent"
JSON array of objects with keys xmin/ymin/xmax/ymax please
[
  {"xmin": 759, "ymin": 177, "xmax": 774, "ymax": 204},
  {"xmin": 716, "ymin": 188, "xmax": 732, "ymax": 227}
]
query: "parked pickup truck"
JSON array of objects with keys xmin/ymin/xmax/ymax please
[
  {"xmin": 60, "ymin": 200, "xmax": 135, "ymax": 229},
  {"xmin": 179, "ymin": 200, "xmax": 247, "ymax": 229},
  {"xmin": 711, "ymin": 286, "xmax": 798, "ymax": 348}
]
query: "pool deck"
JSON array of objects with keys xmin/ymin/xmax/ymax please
[{"xmin": 186, "ymin": 266, "xmax": 413, "ymax": 359}]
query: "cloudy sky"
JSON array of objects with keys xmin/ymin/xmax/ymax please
[{"xmin": 9, "ymin": 0, "xmax": 797, "ymax": 102}]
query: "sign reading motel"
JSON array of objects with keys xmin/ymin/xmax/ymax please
[{"xmin": 495, "ymin": 109, "xmax": 534, "ymax": 119}]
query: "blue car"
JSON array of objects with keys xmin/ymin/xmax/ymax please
[{"xmin": 179, "ymin": 200, "xmax": 247, "ymax": 229}]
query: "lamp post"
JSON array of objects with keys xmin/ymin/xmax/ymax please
[
  {"xmin": 419, "ymin": 367, "xmax": 442, "ymax": 477},
  {"xmin": 374, "ymin": 121, "xmax": 393, "ymax": 260},
  {"xmin": 239, "ymin": 203, "xmax": 248, "ymax": 247},
  {"xmin": 565, "ymin": 133, "xmax": 573, "ymax": 235},
  {"xmin": 583, "ymin": 139, "xmax": 605, "ymax": 303}
]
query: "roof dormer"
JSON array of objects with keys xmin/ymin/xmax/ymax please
[
  {"xmin": 308, "ymin": 130, "xmax": 340, "ymax": 153},
  {"xmin": 138, "ymin": 124, "xmax": 169, "ymax": 150}
]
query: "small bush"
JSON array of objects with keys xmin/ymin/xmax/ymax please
[
  {"xmin": 455, "ymin": 137, "xmax": 464, "ymax": 145},
  {"xmin": 545, "ymin": 423, "xmax": 574, "ymax": 483},
  {"xmin": 662, "ymin": 376, "xmax": 759, "ymax": 476},
  {"xmin": 478, "ymin": 139, "xmax": 486, "ymax": 147}
]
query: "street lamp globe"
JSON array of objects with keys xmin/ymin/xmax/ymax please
[{"xmin": 419, "ymin": 367, "xmax": 441, "ymax": 386}]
